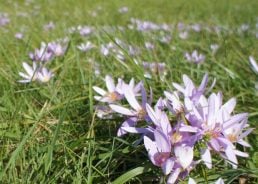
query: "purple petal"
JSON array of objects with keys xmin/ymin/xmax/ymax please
[
  {"xmin": 201, "ymin": 148, "xmax": 212, "ymax": 169},
  {"xmin": 154, "ymin": 130, "xmax": 171, "ymax": 153},
  {"xmin": 162, "ymin": 158, "xmax": 174, "ymax": 175},
  {"xmin": 123, "ymin": 84, "xmax": 141, "ymax": 111},
  {"xmin": 105, "ymin": 75, "xmax": 115, "ymax": 92},
  {"xmin": 109, "ymin": 104, "xmax": 135, "ymax": 116}
]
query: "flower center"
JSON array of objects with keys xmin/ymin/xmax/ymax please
[
  {"xmin": 106, "ymin": 92, "xmax": 120, "ymax": 102},
  {"xmin": 171, "ymin": 132, "xmax": 182, "ymax": 144},
  {"xmin": 137, "ymin": 108, "xmax": 146, "ymax": 120},
  {"xmin": 227, "ymin": 134, "xmax": 237, "ymax": 142}
]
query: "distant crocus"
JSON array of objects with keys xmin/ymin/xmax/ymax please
[
  {"xmin": 210, "ymin": 44, "xmax": 219, "ymax": 54},
  {"xmin": 118, "ymin": 6, "xmax": 129, "ymax": 13},
  {"xmin": 179, "ymin": 31, "xmax": 189, "ymax": 40},
  {"xmin": 29, "ymin": 42, "xmax": 54, "ymax": 62},
  {"xmin": 77, "ymin": 25, "xmax": 93, "ymax": 36},
  {"xmin": 47, "ymin": 40, "xmax": 67, "ymax": 57},
  {"xmin": 18, "ymin": 62, "xmax": 54, "ymax": 83},
  {"xmin": 0, "ymin": 13, "xmax": 10, "ymax": 27},
  {"xmin": 43, "ymin": 21, "xmax": 55, "ymax": 31},
  {"xmin": 142, "ymin": 62, "xmax": 167, "ymax": 80},
  {"xmin": 37, "ymin": 67, "xmax": 54, "ymax": 83},
  {"xmin": 185, "ymin": 50, "xmax": 205, "ymax": 64},
  {"xmin": 77, "ymin": 41, "xmax": 95, "ymax": 52},
  {"xmin": 15, "ymin": 32, "xmax": 24, "ymax": 40},
  {"xmin": 144, "ymin": 42, "xmax": 155, "ymax": 50}
]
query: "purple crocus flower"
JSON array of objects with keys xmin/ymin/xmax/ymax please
[
  {"xmin": 172, "ymin": 73, "xmax": 210, "ymax": 103},
  {"xmin": 93, "ymin": 75, "xmax": 124, "ymax": 103},
  {"xmin": 185, "ymin": 50, "xmax": 205, "ymax": 64},
  {"xmin": 109, "ymin": 83, "xmax": 152, "ymax": 136},
  {"xmin": 0, "ymin": 13, "xmax": 10, "ymax": 27},
  {"xmin": 29, "ymin": 42, "xmax": 54, "ymax": 63},
  {"xmin": 182, "ymin": 92, "xmax": 250, "ymax": 169}
]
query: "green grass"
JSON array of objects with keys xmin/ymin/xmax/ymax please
[{"xmin": 0, "ymin": 0, "xmax": 258, "ymax": 183}]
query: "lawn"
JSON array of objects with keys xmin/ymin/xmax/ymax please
[{"xmin": 0, "ymin": 0, "xmax": 257, "ymax": 183}]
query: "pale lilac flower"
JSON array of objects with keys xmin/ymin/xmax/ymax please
[
  {"xmin": 109, "ymin": 84, "xmax": 152, "ymax": 136},
  {"xmin": 249, "ymin": 56, "xmax": 258, "ymax": 74},
  {"xmin": 15, "ymin": 32, "xmax": 24, "ymax": 40},
  {"xmin": 29, "ymin": 42, "xmax": 53, "ymax": 62},
  {"xmin": 93, "ymin": 75, "xmax": 124, "ymax": 103},
  {"xmin": 210, "ymin": 44, "xmax": 219, "ymax": 54},
  {"xmin": 0, "ymin": 13, "xmax": 10, "ymax": 27},
  {"xmin": 179, "ymin": 31, "xmax": 188, "ymax": 39},
  {"xmin": 142, "ymin": 62, "xmax": 167, "ymax": 80},
  {"xmin": 185, "ymin": 50, "xmax": 205, "ymax": 64},
  {"xmin": 47, "ymin": 40, "xmax": 68, "ymax": 57},
  {"xmin": 37, "ymin": 67, "xmax": 54, "ymax": 83},
  {"xmin": 18, "ymin": 62, "xmax": 38, "ymax": 83},
  {"xmin": 43, "ymin": 21, "xmax": 55, "ymax": 31},
  {"xmin": 118, "ymin": 6, "xmax": 129, "ymax": 13},
  {"xmin": 172, "ymin": 73, "xmax": 209, "ymax": 103},
  {"xmin": 77, "ymin": 41, "xmax": 95, "ymax": 52},
  {"xmin": 191, "ymin": 24, "xmax": 201, "ymax": 32},
  {"xmin": 77, "ymin": 25, "xmax": 93, "ymax": 36},
  {"xmin": 145, "ymin": 42, "xmax": 155, "ymax": 50},
  {"xmin": 159, "ymin": 35, "xmax": 172, "ymax": 43}
]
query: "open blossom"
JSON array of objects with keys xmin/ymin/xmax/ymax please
[
  {"xmin": 77, "ymin": 25, "xmax": 93, "ymax": 36},
  {"xmin": 48, "ymin": 40, "xmax": 68, "ymax": 57},
  {"xmin": 29, "ymin": 42, "xmax": 53, "ymax": 62},
  {"xmin": 77, "ymin": 41, "xmax": 95, "ymax": 52},
  {"xmin": 185, "ymin": 50, "xmax": 205, "ymax": 64},
  {"xmin": 37, "ymin": 67, "xmax": 54, "ymax": 83},
  {"xmin": 29, "ymin": 39, "xmax": 68, "ymax": 62},
  {"xmin": 109, "ymin": 84, "xmax": 152, "ymax": 136},
  {"xmin": 18, "ymin": 62, "xmax": 54, "ymax": 83},
  {"xmin": 93, "ymin": 75, "xmax": 125, "ymax": 103},
  {"xmin": 172, "ymin": 73, "xmax": 210, "ymax": 103}
]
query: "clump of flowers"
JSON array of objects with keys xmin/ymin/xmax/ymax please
[
  {"xmin": 142, "ymin": 61, "xmax": 167, "ymax": 80},
  {"xmin": 94, "ymin": 74, "xmax": 252, "ymax": 183},
  {"xmin": 185, "ymin": 50, "xmax": 205, "ymax": 64},
  {"xmin": 18, "ymin": 38, "xmax": 68, "ymax": 83}
]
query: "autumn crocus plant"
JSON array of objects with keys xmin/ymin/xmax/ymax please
[{"xmin": 94, "ymin": 74, "xmax": 252, "ymax": 184}]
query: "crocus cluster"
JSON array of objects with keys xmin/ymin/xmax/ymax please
[
  {"xmin": 94, "ymin": 73, "xmax": 252, "ymax": 183},
  {"xmin": 142, "ymin": 61, "xmax": 167, "ymax": 80},
  {"xmin": 18, "ymin": 38, "xmax": 68, "ymax": 83},
  {"xmin": 185, "ymin": 50, "xmax": 205, "ymax": 64}
]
